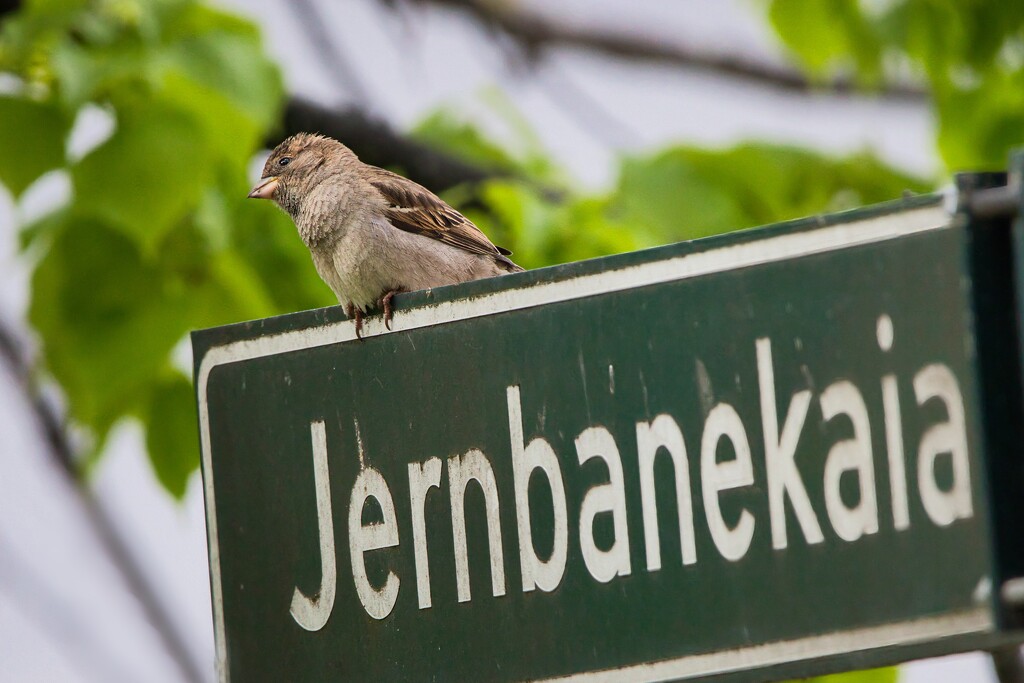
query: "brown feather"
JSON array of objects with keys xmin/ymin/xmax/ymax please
[{"xmin": 369, "ymin": 168, "xmax": 519, "ymax": 269}]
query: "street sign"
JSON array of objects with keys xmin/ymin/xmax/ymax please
[{"xmin": 193, "ymin": 191, "xmax": 1023, "ymax": 682}]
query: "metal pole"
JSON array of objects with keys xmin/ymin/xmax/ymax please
[{"xmin": 993, "ymin": 646, "xmax": 1024, "ymax": 683}]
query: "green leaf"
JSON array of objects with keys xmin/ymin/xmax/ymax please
[
  {"xmin": 161, "ymin": 1, "xmax": 260, "ymax": 42},
  {"xmin": 6, "ymin": 0, "xmax": 303, "ymax": 495},
  {"xmin": 0, "ymin": 96, "xmax": 68, "ymax": 196},
  {"xmin": 164, "ymin": 30, "xmax": 283, "ymax": 132},
  {"xmin": 228, "ymin": 199, "xmax": 336, "ymax": 314},
  {"xmin": 412, "ymin": 110, "xmax": 525, "ymax": 173},
  {"xmin": 19, "ymin": 206, "xmax": 68, "ymax": 251},
  {"xmin": 425, "ymin": 117, "xmax": 930, "ymax": 275},
  {"xmin": 768, "ymin": 0, "xmax": 856, "ymax": 76},
  {"xmin": 611, "ymin": 143, "xmax": 930, "ymax": 245},
  {"xmin": 71, "ymin": 99, "xmax": 211, "ymax": 251},
  {"xmin": 29, "ymin": 217, "xmax": 192, "ymax": 435},
  {"xmin": 768, "ymin": 0, "xmax": 1024, "ymax": 169},
  {"xmin": 156, "ymin": 69, "xmax": 266, "ymax": 176},
  {"xmin": 796, "ymin": 666, "xmax": 899, "ymax": 683},
  {"xmin": 50, "ymin": 40, "xmax": 156, "ymax": 111},
  {"xmin": 558, "ymin": 196, "xmax": 656, "ymax": 260},
  {"xmin": 478, "ymin": 181, "xmax": 558, "ymax": 269},
  {"xmin": 935, "ymin": 69, "xmax": 1024, "ymax": 170},
  {"xmin": 144, "ymin": 372, "xmax": 200, "ymax": 500},
  {"xmin": 412, "ymin": 104, "xmax": 560, "ymax": 183},
  {"xmin": 613, "ymin": 149, "xmax": 750, "ymax": 240}
]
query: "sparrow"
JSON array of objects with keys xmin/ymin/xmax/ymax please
[{"xmin": 248, "ymin": 132, "xmax": 523, "ymax": 338}]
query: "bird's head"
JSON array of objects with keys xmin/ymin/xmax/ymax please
[{"xmin": 248, "ymin": 133, "xmax": 352, "ymax": 216}]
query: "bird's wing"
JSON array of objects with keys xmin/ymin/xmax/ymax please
[{"xmin": 368, "ymin": 168, "xmax": 515, "ymax": 259}]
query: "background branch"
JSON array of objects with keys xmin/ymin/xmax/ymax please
[
  {"xmin": 277, "ymin": 97, "xmax": 563, "ymax": 198},
  {"xmin": 0, "ymin": 319, "xmax": 206, "ymax": 683},
  {"xmin": 278, "ymin": 98, "xmax": 498, "ymax": 190},
  {"xmin": 415, "ymin": 0, "xmax": 927, "ymax": 101},
  {"xmin": 0, "ymin": 323, "xmax": 73, "ymax": 472},
  {"xmin": 287, "ymin": 0, "xmax": 375, "ymax": 105}
]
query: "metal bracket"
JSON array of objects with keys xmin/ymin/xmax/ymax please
[
  {"xmin": 1002, "ymin": 577, "xmax": 1024, "ymax": 608},
  {"xmin": 970, "ymin": 182, "xmax": 1022, "ymax": 219}
]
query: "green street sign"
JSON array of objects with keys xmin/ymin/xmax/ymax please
[{"xmin": 193, "ymin": 188, "xmax": 1024, "ymax": 682}]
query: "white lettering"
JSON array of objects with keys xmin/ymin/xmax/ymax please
[
  {"xmin": 820, "ymin": 381, "xmax": 878, "ymax": 542},
  {"xmin": 348, "ymin": 466, "xmax": 400, "ymax": 620},
  {"xmin": 701, "ymin": 403, "xmax": 755, "ymax": 561},
  {"xmin": 576, "ymin": 427, "xmax": 631, "ymax": 583},
  {"xmin": 882, "ymin": 373, "xmax": 910, "ymax": 530},
  {"xmin": 290, "ymin": 421, "xmax": 337, "ymax": 631},
  {"xmin": 636, "ymin": 414, "xmax": 696, "ymax": 571},
  {"xmin": 507, "ymin": 386, "xmax": 568, "ymax": 593},
  {"xmin": 757, "ymin": 338, "xmax": 824, "ymax": 549},
  {"xmin": 449, "ymin": 449, "xmax": 506, "ymax": 602},
  {"xmin": 408, "ymin": 457, "xmax": 442, "ymax": 609},
  {"xmin": 915, "ymin": 364, "xmax": 973, "ymax": 526},
  {"xmin": 878, "ymin": 314, "xmax": 910, "ymax": 530}
]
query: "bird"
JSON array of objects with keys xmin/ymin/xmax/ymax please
[{"xmin": 248, "ymin": 132, "xmax": 523, "ymax": 338}]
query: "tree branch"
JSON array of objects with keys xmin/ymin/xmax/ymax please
[
  {"xmin": 0, "ymin": 319, "xmax": 206, "ymax": 683},
  {"xmin": 277, "ymin": 97, "xmax": 555, "ymax": 194},
  {"xmin": 287, "ymin": 0, "xmax": 375, "ymax": 105},
  {"xmin": 416, "ymin": 0, "xmax": 927, "ymax": 101},
  {"xmin": 0, "ymin": 324, "xmax": 73, "ymax": 472}
]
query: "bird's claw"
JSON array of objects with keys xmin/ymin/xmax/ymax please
[
  {"xmin": 379, "ymin": 289, "xmax": 403, "ymax": 331},
  {"xmin": 345, "ymin": 303, "xmax": 364, "ymax": 340}
]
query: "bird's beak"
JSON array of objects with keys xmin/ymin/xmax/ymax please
[{"xmin": 248, "ymin": 176, "xmax": 280, "ymax": 199}]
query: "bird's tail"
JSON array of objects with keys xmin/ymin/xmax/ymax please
[{"xmin": 496, "ymin": 254, "xmax": 525, "ymax": 272}]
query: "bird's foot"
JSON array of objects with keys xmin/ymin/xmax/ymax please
[
  {"xmin": 345, "ymin": 303, "xmax": 364, "ymax": 340},
  {"xmin": 379, "ymin": 288, "xmax": 405, "ymax": 330}
]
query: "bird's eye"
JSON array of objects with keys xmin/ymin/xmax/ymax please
[{"xmin": 278, "ymin": 157, "xmax": 292, "ymax": 167}]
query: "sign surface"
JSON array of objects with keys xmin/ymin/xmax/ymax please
[{"xmin": 194, "ymin": 196, "xmax": 1000, "ymax": 682}]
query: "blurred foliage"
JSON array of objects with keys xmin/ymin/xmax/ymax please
[
  {"xmin": 799, "ymin": 668, "xmax": 899, "ymax": 683},
  {"xmin": 768, "ymin": 0, "xmax": 1024, "ymax": 169},
  {"xmin": 0, "ymin": 0, "xmax": 315, "ymax": 495},
  {"xmin": 0, "ymin": 0, "xmax": 1005, "ymax": 554},
  {"xmin": 415, "ymin": 109, "xmax": 927, "ymax": 270}
]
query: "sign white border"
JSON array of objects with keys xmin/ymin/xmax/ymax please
[{"xmin": 196, "ymin": 203, "xmax": 993, "ymax": 681}]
